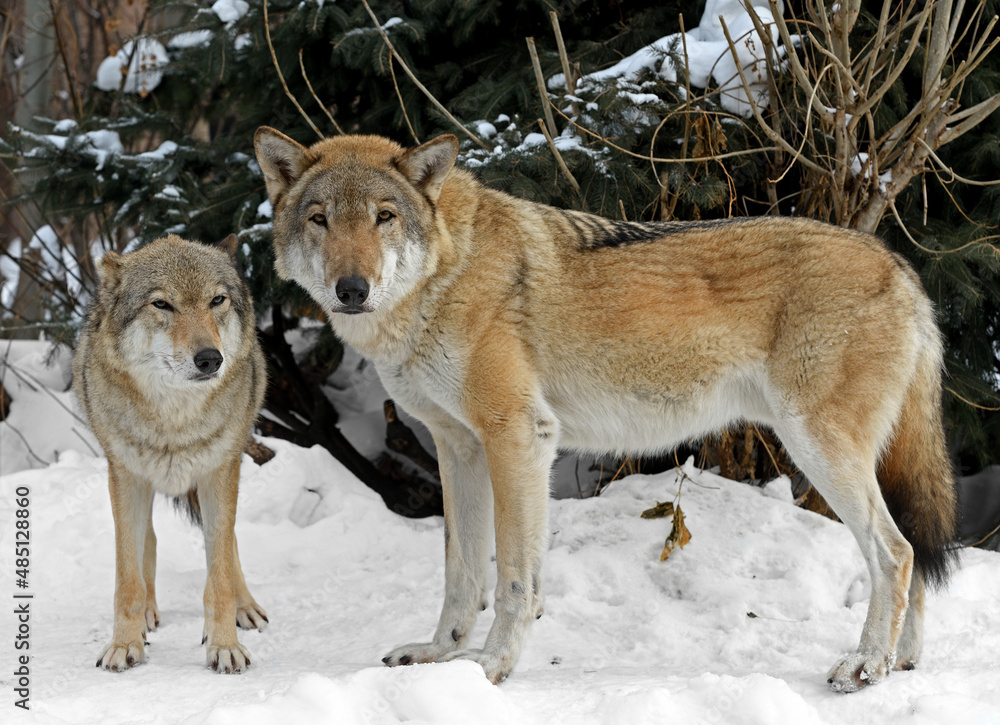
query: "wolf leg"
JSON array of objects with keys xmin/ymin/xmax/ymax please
[
  {"xmin": 439, "ymin": 400, "xmax": 557, "ymax": 683},
  {"xmin": 233, "ymin": 536, "xmax": 268, "ymax": 631},
  {"xmin": 198, "ymin": 457, "xmax": 251, "ymax": 673},
  {"xmin": 894, "ymin": 569, "xmax": 925, "ymax": 670},
  {"xmin": 384, "ymin": 421, "xmax": 493, "ymax": 666},
  {"xmin": 142, "ymin": 501, "xmax": 160, "ymax": 632},
  {"xmin": 775, "ymin": 421, "xmax": 913, "ymax": 692},
  {"xmin": 98, "ymin": 460, "xmax": 153, "ymax": 671}
]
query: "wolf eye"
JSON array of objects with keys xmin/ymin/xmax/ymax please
[
  {"xmin": 376, "ymin": 210, "xmax": 394, "ymax": 225},
  {"xmin": 152, "ymin": 300, "xmax": 174, "ymax": 311},
  {"xmin": 310, "ymin": 213, "xmax": 327, "ymax": 227},
  {"xmin": 210, "ymin": 295, "xmax": 226, "ymax": 307}
]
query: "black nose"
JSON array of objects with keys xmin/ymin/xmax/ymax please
[
  {"xmin": 193, "ymin": 348, "xmax": 223, "ymax": 375},
  {"xmin": 335, "ymin": 275, "xmax": 370, "ymax": 311}
]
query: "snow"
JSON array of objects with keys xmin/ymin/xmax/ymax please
[
  {"xmin": 78, "ymin": 130, "xmax": 124, "ymax": 171},
  {"xmin": 2, "ymin": 341, "xmax": 999, "ymax": 723},
  {"xmin": 25, "ymin": 226, "xmax": 82, "ymax": 299},
  {"xmin": 95, "ymin": 39, "xmax": 169, "ymax": 95},
  {"xmin": 136, "ymin": 140, "xmax": 178, "ymax": 161},
  {"xmin": 521, "ymin": 132, "xmax": 547, "ymax": 148},
  {"xmin": 549, "ymin": 0, "xmax": 785, "ymax": 117},
  {"xmin": 211, "ymin": 0, "xmax": 250, "ymax": 25},
  {"xmin": 52, "ymin": 119, "xmax": 77, "ymax": 133},
  {"xmin": 155, "ymin": 185, "xmax": 184, "ymax": 200},
  {"xmin": 1, "ymin": 238, "xmax": 21, "ymax": 312},
  {"xmin": 345, "ymin": 17, "xmax": 404, "ymax": 36},
  {"xmin": 473, "ymin": 121, "xmax": 498, "ymax": 139},
  {"xmin": 168, "ymin": 30, "xmax": 214, "ymax": 50},
  {"xmin": 16, "ymin": 124, "xmax": 127, "ymax": 172},
  {"xmin": 257, "ymin": 199, "xmax": 273, "ymax": 219}
]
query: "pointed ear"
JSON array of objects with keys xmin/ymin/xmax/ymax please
[
  {"xmin": 96, "ymin": 251, "xmax": 124, "ymax": 291},
  {"xmin": 254, "ymin": 126, "xmax": 313, "ymax": 207},
  {"xmin": 218, "ymin": 233, "xmax": 239, "ymax": 260},
  {"xmin": 396, "ymin": 134, "xmax": 459, "ymax": 205}
]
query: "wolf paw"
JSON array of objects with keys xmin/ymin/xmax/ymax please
[
  {"xmin": 236, "ymin": 599, "xmax": 268, "ymax": 631},
  {"xmin": 382, "ymin": 641, "xmax": 457, "ymax": 667},
  {"xmin": 206, "ymin": 643, "xmax": 251, "ymax": 674},
  {"xmin": 827, "ymin": 652, "xmax": 892, "ymax": 692},
  {"xmin": 96, "ymin": 639, "xmax": 145, "ymax": 671},
  {"xmin": 439, "ymin": 648, "xmax": 510, "ymax": 685}
]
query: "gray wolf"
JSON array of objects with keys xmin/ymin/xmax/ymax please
[
  {"xmin": 254, "ymin": 127, "xmax": 957, "ymax": 692},
  {"xmin": 73, "ymin": 234, "xmax": 268, "ymax": 674}
]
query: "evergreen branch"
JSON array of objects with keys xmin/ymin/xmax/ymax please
[
  {"xmin": 359, "ymin": 0, "xmax": 490, "ymax": 151},
  {"xmin": 548, "ymin": 101, "xmax": 781, "ymax": 164},
  {"xmin": 263, "ymin": 0, "xmax": 323, "ymax": 140}
]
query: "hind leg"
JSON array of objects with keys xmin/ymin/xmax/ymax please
[
  {"xmin": 233, "ymin": 537, "xmax": 268, "ymax": 631},
  {"xmin": 775, "ymin": 422, "xmax": 913, "ymax": 692},
  {"xmin": 142, "ymin": 502, "xmax": 160, "ymax": 632},
  {"xmin": 895, "ymin": 569, "xmax": 924, "ymax": 670}
]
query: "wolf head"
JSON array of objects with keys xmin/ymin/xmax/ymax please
[
  {"xmin": 94, "ymin": 234, "xmax": 255, "ymax": 390},
  {"xmin": 253, "ymin": 128, "xmax": 458, "ymax": 318}
]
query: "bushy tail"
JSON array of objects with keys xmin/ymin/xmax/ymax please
[
  {"xmin": 173, "ymin": 489, "xmax": 202, "ymax": 527},
  {"xmin": 877, "ymin": 349, "xmax": 959, "ymax": 588}
]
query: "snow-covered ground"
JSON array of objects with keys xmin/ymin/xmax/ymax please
[{"xmin": 2, "ymin": 344, "xmax": 999, "ymax": 724}]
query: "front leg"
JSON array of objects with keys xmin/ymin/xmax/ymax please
[
  {"xmin": 384, "ymin": 422, "xmax": 493, "ymax": 666},
  {"xmin": 441, "ymin": 396, "xmax": 557, "ymax": 683},
  {"xmin": 198, "ymin": 457, "xmax": 251, "ymax": 674},
  {"xmin": 98, "ymin": 460, "xmax": 154, "ymax": 671}
]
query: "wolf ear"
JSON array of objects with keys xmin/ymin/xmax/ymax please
[
  {"xmin": 396, "ymin": 134, "xmax": 459, "ymax": 205},
  {"xmin": 218, "ymin": 233, "xmax": 239, "ymax": 260},
  {"xmin": 96, "ymin": 251, "xmax": 124, "ymax": 290},
  {"xmin": 254, "ymin": 126, "xmax": 312, "ymax": 207}
]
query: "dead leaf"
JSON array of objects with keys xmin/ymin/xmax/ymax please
[
  {"xmin": 659, "ymin": 504, "xmax": 692, "ymax": 561},
  {"xmin": 641, "ymin": 501, "xmax": 675, "ymax": 519}
]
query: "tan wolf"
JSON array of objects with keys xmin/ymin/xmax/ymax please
[
  {"xmin": 254, "ymin": 128, "xmax": 957, "ymax": 692},
  {"xmin": 73, "ymin": 234, "xmax": 268, "ymax": 674}
]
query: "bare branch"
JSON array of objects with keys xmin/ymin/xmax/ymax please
[
  {"xmin": 924, "ymin": 0, "xmax": 954, "ymax": 97},
  {"xmin": 549, "ymin": 12, "xmax": 579, "ymax": 118},
  {"xmin": 526, "ymin": 37, "xmax": 558, "ymax": 138},
  {"xmin": 763, "ymin": 0, "xmax": 835, "ymax": 122},
  {"xmin": 298, "ymin": 49, "xmax": 344, "ymax": 135},
  {"xmin": 941, "ymin": 93, "xmax": 1000, "ymax": 144},
  {"xmin": 263, "ymin": 0, "xmax": 323, "ymax": 139},
  {"xmin": 719, "ymin": 17, "xmax": 830, "ymax": 176},
  {"xmin": 536, "ymin": 119, "xmax": 580, "ymax": 196}
]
